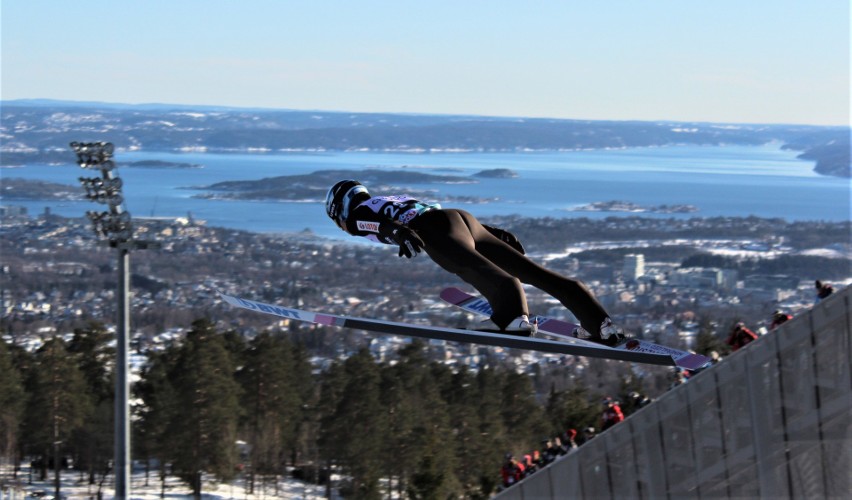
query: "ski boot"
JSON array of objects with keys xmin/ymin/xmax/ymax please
[
  {"xmin": 574, "ymin": 318, "xmax": 625, "ymax": 346},
  {"xmin": 478, "ymin": 315, "xmax": 538, "ymax": 337}
]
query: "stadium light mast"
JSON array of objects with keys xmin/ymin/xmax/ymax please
[{"xmin": 71, "ymin": 142, "xmax": 158, "ymax": 499}]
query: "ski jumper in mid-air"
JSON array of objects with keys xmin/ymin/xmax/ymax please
[{"xmin": 325, "ymin": 179, "xmax": 624, "ymax": 343}]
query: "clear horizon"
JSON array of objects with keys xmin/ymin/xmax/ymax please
[{"xmin": 2, "ymin": 1, "xmax": 850, "ymax": 127}]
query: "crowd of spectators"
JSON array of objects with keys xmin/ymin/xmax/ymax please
[
  {"xmin": 672, "ymin": 306, "xmax": 794, "ymax": 388},
  {"xmin": 723, "ymin": 279, "xmax": 834, "ymax": 353},
  {"xmin": 673, "ymin": 279, "xmax": 838, "ymax": 390},
  {"xmin": 499, "ymin": 432, "xmax": 578, "ymax": 489},
  {"xmin": 499, "ymin": 394, "xmax": 652, "ymax": 489}
]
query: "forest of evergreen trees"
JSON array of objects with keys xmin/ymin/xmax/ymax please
[{"xmin": 0, "ymin": 318, "xmax": 659, "ymax": 499}]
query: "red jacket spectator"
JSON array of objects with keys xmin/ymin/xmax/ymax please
[
  {"xmin": 563, "ymin": 428, "xmax": 579, "ymax": 449},
  {"xmin": 501, "ymin": 455, "xmax": 525, "ymax": 488},
  {"xmin": 522, "ymin": 454, "xmax": 537, "ymax": 475},
  {"xmin": 601, "ymin": 397, "xmax": 625, "ymax": 430},
  {"xmin": 726, "ymin": 322, "xmax": 758, "ymax": 351}
]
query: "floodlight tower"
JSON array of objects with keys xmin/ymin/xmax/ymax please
[{"xmin": 71, "ymin": 142, "xmax": 158, "ymax": 499}]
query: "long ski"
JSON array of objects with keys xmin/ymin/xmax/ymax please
[
  {"xmin": 439, "ymin": 287, "xmax": 710, "ymax": 371},
  {"xmin": 218, "ymin": 291, "xmax": 681, "ymax": 366}
]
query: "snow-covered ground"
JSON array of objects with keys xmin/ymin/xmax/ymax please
[
  {"xmin": 541, "ymin": 238, "xmax": 851, "ymax": 262},
  {"xmin": 0, "ymin": 464, "xmax": 334, "ymax": 500}
]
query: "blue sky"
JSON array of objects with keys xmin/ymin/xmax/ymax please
[{"xmin": 2, "ymin": 0, "xmax": 849, "ymax": 125}]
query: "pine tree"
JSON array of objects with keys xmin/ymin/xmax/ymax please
[
  {"xmin": 320, "ymin": 348, "xmax": 385, "ymax": 499},
  {"xmin": 380, "ymin": 342, "xmax": 460, "ymax": 498},
  {"xmin": 167, "ymin": 319, "xmax": 242, "ymax": 498},
  {"xmin": 316, "ymin": 360, "xmax": 347, "ymax": 467},
  {"xmin": 441, "ymin": 366, "xmax": 489, "ymax": 498},
  {"xmin": 238, "ymin": 332, "xmax": 301, "ymax": 492},
  {"xmin": 220, "ymin": 329, "xmax": 249, "ymax": 368},
  {"xmin": 67, "ymin": 321, "xmax": 114, "ymax": 401},
  {"xmin": 694, "ymin": 315, "xmax": 726, "ymax": 356},
  {"xmin": 0, "ymin": 341, "xmax": 25, "ymax": 470},
  {"xmin": 404, "ymin": 370, "xmax": 460, "ymax": 499},
  {"xmin": 379, "ymin": 347, "xmax": 420, "ymax": 496},
  {"xmin": 287, "ymin": 341, "xmax": 315, "ymax": 466},
  {"xmin": 67, "ymin": 322, "xmax": 114, "ymax": 485},
  {"xmin": 545, "ymin": 385, "xmax": 599, "ymax": 437},
  {"xmin": 134, "ymin": 343, "xmax": 181, "ymax": 495},
  {"xmin": 22, "ymin": 337, "xmax": 91, "ymax": 497},
  {"xmin": 500, "ymin": 371, "xmax": 549, "ymax": 449},
  {"xmin": 472, "ymin": 368, "xmax": 510, "ymax": 496}
]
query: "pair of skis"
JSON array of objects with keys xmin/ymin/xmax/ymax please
[{"xmin": 219, "ymin": 288, "xmax": 710, "ymax": 370}]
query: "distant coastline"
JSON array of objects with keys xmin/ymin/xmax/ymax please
[
  {"xmin": 0, "ymin": 178, "xmax": 82, "ymax": 201},
  {"xmin": 1, "ymin": 145, "xmax": 847, "ymax": 178},
  {"xmin": 1, "ymin": 100, "xmax": 848, "ymax": 178}
]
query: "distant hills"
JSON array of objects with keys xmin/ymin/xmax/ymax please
[{"xmin": 1, "ymin": 99, "xmax": 848, "ymax": 177}]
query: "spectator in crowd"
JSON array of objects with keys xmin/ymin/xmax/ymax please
[
  {"xmin": 770, "ymin": 309, "xmax": 792, "ymax": 330},
  {"xmin": 562, "ymin": 428, "xmax": 579, "ymax": 450},
  {"xmin": 579, "ymin": 426, "xmax": 596, "ymax": 445},
  {"xmin": 815, "ymin": 280, "xmax": 834, "ymax": 303},
  {"xmin": 500, "ymin": 453, "xmax": 525, "ymax": 488},
  {"xmin": 538, "ymin": 440, "xmax": 552, "ymax": 466},
  {"xmin": 628, "ymin": 391, "xmax": 652, "ymax": 412},
  {"xmin": 541, "ymin": 439, "xmax": 560, "ymax": 464},
  {"xmin": 670, "ymin": 367, "xmax": 690, "ymax": 389},
  {"xmin": 726, "ymin": 321, "xmax": 758, "ymax": 352},
  {"xmin": 532, "ymin": 450, "xmax": 545, "ymax": 470},
  {"xmin": 601, "ymin": 397, "xmax": 625, "ymax": 431},
  {"xmin": 522, "ymin": 454, "xmax": 537, "ymax": 476},
  {"xmin": 554, "ymin": 436, "xmax": 569, "ymax": 456}
]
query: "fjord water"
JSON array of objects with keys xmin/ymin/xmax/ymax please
[{"xmin": 5, "ymin": 144, "xmax": 850, "ymax": 240}]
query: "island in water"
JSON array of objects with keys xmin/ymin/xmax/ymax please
[
  {"xmin": 189, "ymin": 168, "xmax": 503, "ymax": 204},
  {"xmin": 125, "ymin": 160, "xmax": 203, "ymax": 169},
  {"xmin": 566, "ymin": 200, "xmax": 698, "ymax": 214},
  {"xmin": 473, "ymin": 168, "xmax": 518, "ymax": 179}
]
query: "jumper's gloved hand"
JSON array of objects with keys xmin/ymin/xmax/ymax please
[
  {"xmin": 392, "ymin": 226, "xmax": 424, "ymax": 258},
  {"xmin": 380, "ymin": 222, "xmax": 424, "ymax": 258},
  {"xmin": 483, "ymin": 225, "xmax": 526, "ymax": 255}
]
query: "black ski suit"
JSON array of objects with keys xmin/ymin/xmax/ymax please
[{"xmin": 342, "ymin": 194, "xmax": 610, "ymax": 333}]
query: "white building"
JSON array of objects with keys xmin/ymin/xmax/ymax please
[{"xmin": 623, "ymin": 254, "xmax": 645, "ymax": 281}]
